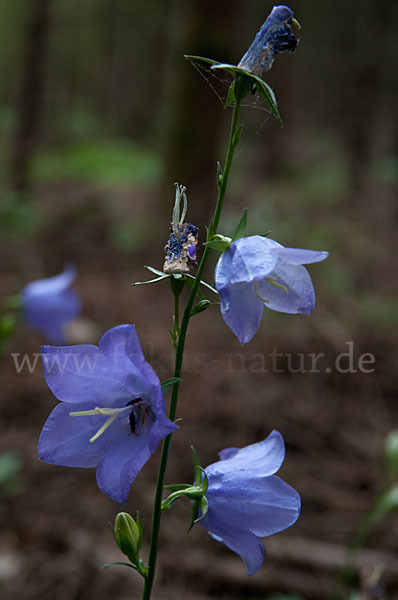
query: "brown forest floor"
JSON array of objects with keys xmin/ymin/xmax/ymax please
[{"xmin": 0, "ymin": 182, "xmax": 397, "ymax": 600}]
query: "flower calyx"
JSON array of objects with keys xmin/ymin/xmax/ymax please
[{"xmin": 162, "ymin": 446, "xmax": 209, "ymax": 531}]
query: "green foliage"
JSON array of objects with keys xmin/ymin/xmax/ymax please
[
  {"xmin": 0, "ymin": 191, "xmax": 42, "ymax": 237},
  {"xmin": 0, "ymin": 451, "xmax": 25, "ymax": 496},
  {"xmin": 32, "ymin": 140, "xmax": 161, "ymax": 187}
]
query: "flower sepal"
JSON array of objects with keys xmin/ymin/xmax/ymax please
[
  {"xmin": 190, "ymin": 299, "xmax": 213, "ymax": 317},
  {"xmin": 203, "ymin": 234, "xmax": 232, "ymax": 253},
  {"xmin": 107, "ymin": 512, "xmax": 148, "ymax": 577},
  {"xmin": 161, "ymin": 447, "xmax": 209, "ymax": 530},
  {"xmin": 184, "ymin": 55, "xmax": 281, "ymax": 123}
]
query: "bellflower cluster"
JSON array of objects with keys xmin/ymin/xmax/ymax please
[
  {"xmin": 34, "ymin": 6, "xmax": 329, "ymax": 597},
  {"xmin": 215, "ymin": 235, "xmax": 328, "ymax": 344},
  {"xmin": 199, "ymin": 430, "xmax": 300, "ymax": 575},
  {"xmin": 21, "ymin": 264, "xmax": 81, "ymax": 344},
  {"xmin": 38, "ymin": 324, "xmax": 177, "ymax": 502}
]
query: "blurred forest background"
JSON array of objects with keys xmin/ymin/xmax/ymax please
[{"xmin": 0, "ymin": 1, "xmax": 397, "ymax": 599}]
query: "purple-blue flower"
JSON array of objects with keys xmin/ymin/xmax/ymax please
[
  {"xmin": 38, "ymin": 324, "xmax": 177, "ymax": 503},
  {"xmin": 199, "ymin": 430, "xmax": 300, "ymax": 575},
  {"xmin": 238, "ymin": 5, "xmax": 300, "ymax": 77},
  {"xmin": 215, "ymin": 235, "xmax": 328, "ymax": 344},
  {"xmin": 21, "ymin": 265, "xmax": 81, "ymax": 344}
]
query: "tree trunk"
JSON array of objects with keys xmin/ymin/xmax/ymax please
[{"xmin": 11, "ymin": 0, "xmax": 51, "ymax": 194}]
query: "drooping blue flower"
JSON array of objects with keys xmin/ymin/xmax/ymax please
[
  {"xmin": 21, "ymin": 264, "xmax": 81, "ymax": 344},
  {"xmin": 199, "ymin": 430, "xmax": 300, "ymax": 575},
  {"xmin": 238, "ymin": 5, "xmax": 300, "ymax": 78},
  {"xmin": 215, "ymin": 235, "xmax": 328, "ymax": 344},
  {"xmin": 38, "ymin": 324, "xmax": 177, "ymax": 503}
]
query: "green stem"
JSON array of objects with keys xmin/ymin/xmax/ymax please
[
  {"xmin": 141, "ymin": 96, "xmax": 242, "ymax": 600},
  {"xmin": 174, "ymin": 290, "xmax": 180, "ymax": 337}
]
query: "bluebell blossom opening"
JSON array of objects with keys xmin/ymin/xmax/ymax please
[
  {"xmin": 38, "ymin": 324, "xmax": 177, "ymax": 503},
  {"xmin": 215, "ymin": 235, "xmax": 328, "ymax": 344}
]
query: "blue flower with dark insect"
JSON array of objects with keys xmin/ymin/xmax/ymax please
[
  {"xmin": 199, "ymin": 430, "xmax": 300, "ymax": 575},
  {"xmin": 21, "ymin": 265, "xmax": 81, "ymax": 344},
  {"xmin": 238, "ymin": 5, "xmax": 300, "ymax": 78},
  {"xmin": 215, "ymin": 235, "xmax": 328, "ymax": 344},
  {"xmin": 38, "ymin": 324, "xmax": 177, "ymax": 503}
]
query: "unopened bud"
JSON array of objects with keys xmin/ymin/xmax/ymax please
[{"xmin": 114, "ymin": 512, "xmax": 142, "ymax": 565}]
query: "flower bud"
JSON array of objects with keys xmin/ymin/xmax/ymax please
[{"xmin": 113, "ymin": 512, "xmax": 142, "ymax": 565}]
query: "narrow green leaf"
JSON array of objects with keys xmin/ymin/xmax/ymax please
[
  {"xmin": 203, "ymin": 239, "xmax": 230, "ymax": 252},
  {"xmin": 163, "ymin": 483, "xmax": 191, "ymax": 492},
  {"xmin": 144, "ymin": 265, "xmax": 165, "ymax": 277},
  {"xmin": 101, "ymin": 561, "xmax": 138, "ymax": 570},
  {"xmin": 184, "ymin": 275, "xmax": 204, "ymax": 299},
  {"xmin": 132, "ymin": 275, "xmax": 168, "ymax": 286},
  {"xmin": 191, "ymin": 445, "xmax": 200, "ymax": 469},
  {"xmin": 188, "ymin": 500, "xmax": 199, "ymax": 532},
  {"xmin": 184, "ymin": 274, "xmax": 218, "ymax": 295},
  {"xmin": 195, "ymin": 496, "xmax": 209, "ymax": 523},
  {"xmin": 184, "ymin": 55, "xmax": 219, "ymax": 67},
  {"xmin": 256, "ymin": 80, "xmax": 282, "ymax": 124},
  {"xmin": 232, "ymin": 125, "xmax": 243, "ymax": 147},
  {"xmin": 161, "ymin": 377, "xmax": 182, "ymax": 395},
  {"xmin": 232, "ymin": 208, "xmax": 247, "ymax": 241},
  {"xmin": 210, "ymin": 63, "xmax": 282, "ymax": 123},
  {"xmin": 224, "ymin": 80, "xmax": 235, "ymax": 108}
]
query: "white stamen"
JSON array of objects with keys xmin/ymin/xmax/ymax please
[{"xmin": 69, "ymin": 406, "xmax": 130, "ymax": 443}]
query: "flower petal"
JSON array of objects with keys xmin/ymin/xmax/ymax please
[
  {"xmin": 98, "ymin": 324, "xmax": 160, "ymax": 387},
  {"xmin": 208, "ymin": 431, "xmax": 285, "ymax": 477},
  {"xmin": 25, "ymin": 290, "xmax": 81, "ymax": 343},
  {"xmin": 96, "ymin": 435, "xmax": 152, "ymax": 503},
  {"xmin": 38, "ymin": 400, "xmax": 130, "ymax": 468},
  {"xmin": 22, "ymin": 264, "xmax": 76, "ymax": 297},
  {"xmin": 257, "ymin": 261, "xmax": 316, "ymax": 314},
  {"xmin": 95, "ymin": 406, "xmax": 177, "ymax": 503},
  {"xmin": 207, "ymin": 475, "xmax": 301, "ymax": 537},
  {"xmin": 219, "ymin": 281, "xmax": 264, "ymax": 344},
  {"xmin": 41, "ymin": 344, "xmax": 133, "ymax": 405},
  {"xmin": 215, "ymin": 236, "xmax": 279, "ymax": 288},
  {"xmin": 200, "ymin": 511, "xmax": 265, "ymax": 575},
  {"xmin": 277, "ymin": 247, "xmax": 329, "ymax": 265}
]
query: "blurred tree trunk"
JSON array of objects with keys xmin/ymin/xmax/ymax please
[
  {"xmin": 338, "ymin": 0, "xmax": 386, "ymax": 200},
  {"xmin": 11, "ymin": 0, "xmax": 51, "ymax": 194},
  {"xmin": 157, "ymin": 0, "xmax": 241, "ymax": 233}
]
